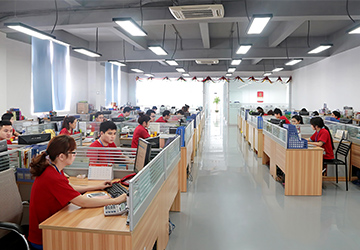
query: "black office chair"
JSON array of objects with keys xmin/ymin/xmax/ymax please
[
  {"xmin": 0, "ymin": 168, "xmax": 31, "ymax": 250},
  {"xmin": 324, "ymin": 139, "xmax": 352, "ymax": 191}
]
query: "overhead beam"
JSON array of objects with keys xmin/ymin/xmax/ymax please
[
  {"xmin": 199, "ymin": 23, "xmax": 210, "ymax": 49},
  {"xmin": 269, "ymin": 20, "xmax": 304, "ymax": 47}
]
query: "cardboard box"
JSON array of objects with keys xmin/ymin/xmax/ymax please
[{"xmin": 77, "ymin": 102, "xmax": 89, "ymax": 114}]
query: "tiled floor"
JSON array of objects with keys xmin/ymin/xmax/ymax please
[{"xmin": 166, "ymin": 113, "xmax": 360, "ymax": 250}]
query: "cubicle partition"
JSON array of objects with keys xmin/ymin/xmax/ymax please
[
  {"xmin": 39, "ymin": 136, "xmax": 181, "ymax": 250},
  {"xmin": 262, "ymin": 120, "xmax": 323, "ymax": 195},
  {"xmin": 247, "ymin": 115, "xmax": 264, "ymax": 157}
]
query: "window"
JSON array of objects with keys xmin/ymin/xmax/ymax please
[{"xmin": 105, "ymin": 62, "xmax": 121, "ymax": 107}]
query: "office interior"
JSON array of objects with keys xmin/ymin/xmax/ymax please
[{"xmin": 2, "ymin": 0, "xmax": 360, "ymax": 249}]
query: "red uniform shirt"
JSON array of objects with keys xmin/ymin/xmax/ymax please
[
  {"xmin": 28, "ymin": 167, "xmax": 80, "ymax": 245},
  {"xmin": 279, "ymin": 115, "xmax": 290, "ymax": 124},
  {"xmin": 88, "ymin": 139, "xmax": 125, "ymax": 165},
  {"xmin": 155, "ymin": 116, "xmax": 168, "ymax": 123},
  {"xmin": 310, "ymin": 128, "xmax": 334, "ymax": 160},
  {"xmin": 6, "ymin": 140, "xmax": 12, "ymax": 145},
  {"xmin": 131, "ymin": 125, "xmax": 150, "ymax": 148},
  {"xmin": 59, "ymin": 128, "xmax": 73, "ymax": 135}
]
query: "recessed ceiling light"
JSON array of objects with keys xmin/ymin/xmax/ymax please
[
  {"xmin": 131, "ymin": 68, "xmax": 144, "ymax": 73},
  {"xmin": 149, "ymin": 45, "xmax": 168, "ymax": 55},
  {"xmin": 182, "ymin": 73, "xmax": 190, "ymax": 77},
  {"xmin": 308, "ymin": 44, "xmax": 333, "ymax": 54},
  {"xmin": 226, "ymin": 73, "xmax": 232, "ymax": 77},
  {"xmin": 263, "ymin": 72, "xmax": 272, "ymax": 76},
  {"xmin": 108, "ymin": 60, "xmax": 126, "ymax": 66},
  {"xmin": 165, "ymin": 59, "xmax": 178, "ymax": 66},
  {"xmin": 347, "ymin": 24, "xmax": 360, "ymax": 34},
  {"xmin": 247, "ymin": 14, "xmax": 273, "ymax": 34},
  {"xmin": 272, "ymin": 68, "xmax": 284, "ymax": 72},
  {"xmin": 228, "ymin": 68, "xmax": 236, "ymax": 73},
  {"xmin": 145, "ymin": 73, "xmax": 154, "ymax": 77},
  {"xmin": 5, "ymin": 22, "xmax": 55, "ymax": 40},
  {"xmin": 73, "ymin": 47, "xmax": 102, "ymax": 57},
  {"xmin": 176, "ymin": 68, "xmax": 186, "ymax": 72},
  {"xmin": 236, "ymin": 44, "xmax": 252, "ymax": 54},
  {"xmin": 231, "ymin": 59, "xmax": 242, "ymax": 65}
]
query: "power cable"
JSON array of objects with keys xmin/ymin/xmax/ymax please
[
  {"xmin": 346, "ymin": 0, "xmax": 356, "ymax": 23},
  {"xmin": 307, "ymin": 20, "xmax": 311, "ymax": 48},
  {"xmin": 50, "ymin": 0, "xmax": 58, "ymax": 34}
]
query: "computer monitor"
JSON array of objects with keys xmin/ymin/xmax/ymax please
[
  {"xmin": 339, "ymin": 118, "xmax": 352, "ymax": 124},
  {"xmin": 250, "ymin": 112, "xmax": 260, "ymax": 116},
  {"xmin": 269, "ymin": 118, "xmax": 285, "ymax": 127},
  {"xmin": 163, "ymin": 136, "xmax": 177, "ymax": 148},
  {"xmin": 134, "ymin": 138, "xmax": 151, "ymax": 173},
  {"xmin": 50, "ymin": 116, "xmax": 66, "ymax": 121},
  {"xmin": 102, "ymin": 110, "xmax": 112, "ymax": 114},
  {"xmin": 18, "ymin": 133, "xmax": 51, "ymax": 145},
  {"xmin": 0, "ymin": 139, "xmax": 9, "ymax": 172},
  {"xmin": 112, "ymin": 117, "xmax": 125, "ymax": 122},
  {"xmin": 145, "ymin": 136, "xmax": 160, "ymax": 148}
]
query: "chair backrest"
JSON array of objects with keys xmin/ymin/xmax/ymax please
[
  {"xmin": 335, "ymin": 139, "xmax": 352, "ymax": 158},
  {"xmin": 0, "ymin": 168, "xmax": 23, "ymax": 238}
]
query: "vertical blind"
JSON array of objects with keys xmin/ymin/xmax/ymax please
[
  {"xmin": 105, "ymin": 62, "xmax": 120, "ymax": 106},
  {"xmin": 32, "ymin": 37, "xmax": 70, "ymax": 113}
]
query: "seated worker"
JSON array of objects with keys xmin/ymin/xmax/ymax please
[
  {"xmin": 59, "ymin": 116, "xmax": 77, "ymax": 135},
  {"xmin": 331, "ymin": 111, "xmax": 341, "ymax": 120},
  {"xmin": 274, "ymin": 108, "xmax": 290, "ymax": 124},
  {"xmin": 118, "ymin": 107, "xmax": 131, "ymax": 118},
  {"xmin": 267, "ymin": 110, "xmax": 274, "ymax": 116},
  {"xmin": 312, "ymin": 111, "xmax": 319, "ymax": 116},
  {"xmin": 175, "ymin": 110, "xmax": 184, "ymax": 115},
  {"xmin": 152, "ymin": 106, "xmax": 158, "ymax": 113},
  {"xmin": 94, "ymin": 112, "xmax": 105, "ymax": 122},
  {"xmin": 131, "ymin": 114, "xmax": 150, "ymax": 148},
  {"xmin": 156, "ymin": 110, "xmax": 170, "ymax": 123},
  {"xmin": 146, "ymin": 109, "xmax": 156, "ymax": 122},
  {"xmin": 90, "ymin": 121, "xmax": 117, "ymax": 148},
  {"xmin": 256, "ymin": 107, "xmax": 265, "ymax": 116},
  {"xmin": 2, "ymin": 113, "xmax": 20, "ymax": 137},
  {"xmin": 0, "ymin": 120, "xmax": 13, "ymax": 144},
  {"xmin": 307, "ymin": 117, "xmax": 334, "ymax": 172},
  {"xmin": 291, "ymin": 115, "xmax": 304, "ymax": 125},
  {"xmin": 28, "ymin": 135, "xmax": 126, "ymax": 250}
]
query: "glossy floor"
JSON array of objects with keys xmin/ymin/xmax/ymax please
[{"xmin": 166, "ymin": 114, "xmax": 360, "ymax": 250}]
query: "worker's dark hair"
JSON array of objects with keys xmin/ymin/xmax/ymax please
[
  {"xmin": 332, "ymin": 111, "xmax": 340, "ymax": 119},
  {"xmin": 273, "ymin": 108, "xmax": 282, "ymax": 116},
  {"xmin": 146, "ymin": 110, "xmax": 155, "ymax": 116},
  {"xmin": 291, "ymin": 115, "xmax": 304, "ymax": 124},
  {"xmin": 1, "ymin": 113, "xmax": 13, "ymax": 121},
  {"xmin": 138, "ymin": 113, "xmax": 151, "ymax": 125},
  {"xmin": 0, "ymin": 120, "xmax": 12, "ymax": 128},
  {"xmin": 123, "ymin": 107, "xmax": 131, "ymax": 113},
  {"xmin": 95, "ymin": 112, "xmax": 103, "ymax": 118},
  {"xmin": 162, "ymin": 110, "xmax": 170, "ymax": 117},
  {"xmin": 100, "ymin": 121, "xmax": 117, "ymax": 133},
  {"xmin": 61, "ymin": 116, "xmax": 77, "ymax": 130}
]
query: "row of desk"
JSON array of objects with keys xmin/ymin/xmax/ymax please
[{"xmin": 10, "ymin": 111, "xmax": 205, "ymax": 249}]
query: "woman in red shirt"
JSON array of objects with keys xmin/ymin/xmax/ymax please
[
  {"xmin": 131, "ymin": 114, "xmax": 150, "ymax": 148},
  {"xmin": 308, "ymin": 117, "xmax": 335, "ymax": 172},
  {"xmin": 28, "ymin": 135, "xmax": 126, "ymax": 250},
  {"xmin": 59, "ymin": 116, "xmax": 77, "ymax": 135}
]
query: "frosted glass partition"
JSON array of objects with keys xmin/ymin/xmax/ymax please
[
  {"xmin": 324, "ymin": 121, "xmax": 346, "ymax": 137},
  {"xmin": 128, "ymin": 136, "xmax": 181, "ymax": 231},
  {"xmin": 185, "ymin": 120, "xmax": 194, "ymax": 144},
  {"xmin": 262, "ymin": 120, "xmax": 287, "ymax": 148},
  {"xmin": 24, "ymin": 122, "xmax": 57, "ymax": 134}
]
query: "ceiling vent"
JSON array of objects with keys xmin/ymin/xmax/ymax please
[
  {"xmin": 169, "ymin": 4, "xmax": 224, "ymax": 20},
  {"xmin": 195, "ymin": 59, "xmax": 219, "ymax": 65}
]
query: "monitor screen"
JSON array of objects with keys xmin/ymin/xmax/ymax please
[
  {"xmin": 145, "ymin": 136, "xmax": 160, "ymax": 148},
  {"xmin": 164, "ymin": 136, "xmax": 177, "ymax": 148},
  {"xmin": 102, "ymin": 110, "xmax": 112, "ymax": 114},
  {"xmin": 50, "ymin": 116, "xmax": 66, "ymax": 121},
  {"xmin": 339, "ymin": 118, "xmax": 352, "ymax": 124},
  {"xmin": 269, "ymin": 118, "xmax": 281, "ymax": 125},
  {"xmin": 134, "ymin": 138, "xmax": 151, "ymax": 173},
  {"xmin": 0, "ymin": 139, "xmax": 9, "ymax": 172},
  {"xmin": 112, "ymin": 117, "xmax": 125, "ymax": 122},
  {"xmin": 18, "ymin": 133, "xmax": 51, "ymax": 145}
]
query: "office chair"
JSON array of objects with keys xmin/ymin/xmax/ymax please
[
  {"xmin": 324, "ymin": 139, "xmax": 352, "ymax": 191},
  {"xmin": 0, "ymin": 168, "xmax": 30, "ymax": 250}
]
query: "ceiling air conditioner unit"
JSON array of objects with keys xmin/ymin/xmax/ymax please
[
  {"xmin": 169, "ymin": 4, "xmax": 224, "ymax": 20},
  {"xmin": 195, "ymin": 59, "xmax": 219, "ymax": 65}
]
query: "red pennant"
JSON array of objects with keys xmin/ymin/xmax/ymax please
[
  {"xmin": 286, "ymin": 76, "xmax": 292, "ymax": 83},
  {"xmin": 261, "ymin": 76, "xmax": 273, "ymax": 84},
  {"xmin": 234, "ymin": 76, "xmax": 245, "ymax": 82}
]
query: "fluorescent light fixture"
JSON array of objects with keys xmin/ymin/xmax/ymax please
[
  {"xmin": 308, "ymin": 44, "xmax": 333, "ymax": 54},
  {"xmin": 72, "ymin": 47, "xmax": 102, "ymax": 57},
  {"xmin": 5, "ymin": 22, "xmax": 55, "ymax": 40},
  {"xmin": 176, "ymin": 68, "xmax": 186, "ymax": 72},
  {"xmin": 108, "ymin": 60, "xmax": 126, "ymax": 66},
  {"xmin": 113, "ymin": 17, "xmax": 147, "ymax": 36},
  {"xmin": 247, "ymin": 14, "xmax": 273, "ymax": 34},
  {"xmin": 228, "ymin": 68, "xmax": 236, "ymax": 73},
  {"xmin": 226, "ymin": 73, "xmax": 232, "ymax": 77},
  {"xmin": 149, "ymin": 45, "xmax": 168, "ymax": 55},
  {"xmin": 285, "ymin": 59, "xmax": 303, "ymax": 66},
  {"xmin": 263, "ymin": 72, "xmax": 272, "ymax": 76},
  {"xmin": 236, "ymin": 44, "xmax": 252, "ymax": 54},
  {"xmin": 272, "ymin": 67, "xmax": 284, "ymax": 72},
  {"xmin": 347, "ymin": 24, "xmax": 360, "ymax": 34},
  {"xmin": 165, "ymin": 59, "xmax": 178, "ymax": 66},
  {"xmin": 145, "ymin": 73, "xmax": 154, "ymax": 77},
  {"xmin": 231, "ymin": 59, "xmax": 242, "ymax": 65},
  {"xmin": 182, "ymin": 73, "xmax": 190, "ymax": 77},
  {"xmin": 131, "ymin": 68, "xmax": 144, "ymax": 73}
]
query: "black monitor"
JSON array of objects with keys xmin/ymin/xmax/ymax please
[
  {"xmin": 269, "ymin": 118, "xmax": 281, "ymax": 125},
  {"xmin": 145, "ymin": 136, "xmax": 160, "ymax": 148},
  {"xmin": 299, "ymin": 111, "xmax": 309, "ymax": 116},
  {"xmin": 339, "ymin": 118, "xmax": 352, "ymax": 124},
  {"xmin": 112, "ymin": 117, "xmax": 125, "ymax": 122},
  {"xmin": 134, "ymin": 138, "xmax": 151, "ymax": 173},
  {"xmin": 0, "ymin": 139, "xmax": 9, "ymax": 172},
  {"xmin": 50, "ymin": 116, "xmax": 66, "ymax": 121},
  {"xmin": 250, "ymin": 112, "xmax": 260, "ymax": 116},
  {"xmin": 18, "ymin": 133, "xmax": 51, "ymax": 145},
  {"xmin": 164, "ymin": 136, "xmax": 177, "ymax": 148},
  {"xmin": 102, "ymin": 110, "xmax": 112, "ymax": 114}
]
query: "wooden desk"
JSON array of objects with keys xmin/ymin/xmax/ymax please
[
  {"xmin": 262, "ymin": 134, "xmax": 324, "ymax": 196},
  {"xmin": 180, "ymin": 134, "xmax": 193, "ymax": 192},
  {"xmin": 40, "ymin": 161, "xmax": 181, "ymax": 250}
]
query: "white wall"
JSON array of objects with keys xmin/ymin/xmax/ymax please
[{"xmin": 291, "ymin": 45, "xmax": 360, "ymax": 111}]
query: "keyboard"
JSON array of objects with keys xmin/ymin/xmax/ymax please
[{"xmin": 105, "ymin": 182, "xmax": 128, "ymax": 198}]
